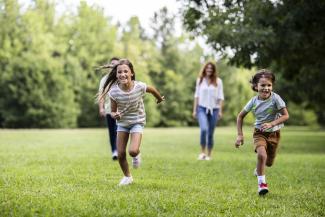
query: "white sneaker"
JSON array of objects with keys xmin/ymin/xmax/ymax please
[
  {"xmin": 132, "ymin": 154, "xmax": 141, "ymax": 169},
  {"xmin": 205, "ymin": 156, "xmax": 211, "ymax": 161},
  {"xmin": 197, "ymin": 153, "xmax": 206, "ymax": 160},
  {"xmin": 254, "ymin": 168, "xmax": 258, "ymax": 176},
  {"xmin": 112, "ymin": 150, "xmax": 118, "ymax": 160},
  {"xmin": 118, "ymin": 176, "xmax": 133, "ymax": 186}
]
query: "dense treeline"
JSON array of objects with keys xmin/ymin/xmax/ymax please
[{"xmin": 0, "ymin": 0, "xmax": 318, "ymax": 128}]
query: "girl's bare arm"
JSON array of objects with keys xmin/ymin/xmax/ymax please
[
  {"xmin": 146, "ymin": 86, "xmax": 165, "ymax": 104},
  {"xmin": 110, "ymin": 98, "xmax": 121, "ymax": 120}
]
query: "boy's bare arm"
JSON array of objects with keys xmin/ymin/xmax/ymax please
[
  {"xmin": 146, "ymin": 86, "xmax": 165, "ymax": 104},
  {"xmin": 273, "ymin": 107, "xmax": 289, "ymax": 126},
  {"xmin": 235, "ymin": 110, "xmax": 248, "ymax": 148},
  {"xmin": 261, "ymin": 107, "xmax": 289, "ymax": 131}
]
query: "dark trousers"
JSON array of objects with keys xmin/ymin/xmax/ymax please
[{"xmin": 106, "ymin": 114, "xmax": 117, "ymax": 153}]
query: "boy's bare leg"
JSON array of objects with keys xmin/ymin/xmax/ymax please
[{"xmin": 256, "ymin": 146, "xmax": 267, "ymax": 175}]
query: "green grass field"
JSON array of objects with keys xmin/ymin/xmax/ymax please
[{"xmin": 0, "ymin": 127, "xmax": 324, "ymax": 216}]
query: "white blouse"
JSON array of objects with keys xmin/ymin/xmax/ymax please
[{"xmin": 194, "ymin": 77, "xmax": 224, "ymax": 112}]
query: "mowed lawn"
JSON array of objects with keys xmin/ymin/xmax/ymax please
[{"xmin": 0, "ymin": 127, "xmax": 324, "ymax": 216}]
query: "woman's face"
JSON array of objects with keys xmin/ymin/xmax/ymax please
[
  {"xmin": 116, "ymin": 64, "xmax": 133, "ymax": 85},
  {"xmin": 205, "ymin": 64, "xmax": 214, "ymax": 77}
]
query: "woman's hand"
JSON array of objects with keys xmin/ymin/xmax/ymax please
[
  {"xmin": 218, "ymin": 110, "xmax": 223, "ymax": 119},
  {"xmin": 192, "ymin": 111, "xmax": 196, "ymax": 119},
  {"xmin": 99, "ymin": 108, "xmax": 106, "ymax": 118}
]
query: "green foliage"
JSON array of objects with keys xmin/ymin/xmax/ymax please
[
  {"xmin": 1, "ymin": 56, "xmax": 78, "ymax": 128},
  {"xmin": 119, "ymin": 16, "xmax": 161, "ymax": 126},
  {"xmin": 149, "ymin": 7, "xmax": 205, "ymax": 127},
  {"xmin": 62, "ymin": 2, "xmax": 118, "ymax": 127},
  {"xmin": 217, "ymin": 61, "xmax": 256, "ymax": 126},
  {"xmin": 286, "ymin": 102, "xmax": 319, "ymax": 127},
  {"xmin": 182, "ymin": 0, "xmax": 325, "ymax": 124},
  {"xmin": 0, "ymin": 127, "xmax": 324, "ymax": 216},
  {"xmin": 0, "ymin": 0, "xmax": 78, "ymax": 128},
  {"xmin": 1, "ymin": 0, "xmax": 320, "ymax": 128}
]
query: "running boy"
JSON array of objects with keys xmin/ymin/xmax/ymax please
[{"xmin": 235, "ymin": 69, "xmax": 289, "ymax": 195}]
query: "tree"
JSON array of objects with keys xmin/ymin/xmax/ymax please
[
  {"xmin": 182, "ymin": 0, "xmax": 325, "ymax": 124},
  {"xmin": 62, "ymin": 1, "xmax": 118, "ymax": 127},
  {"xmin": 119, "ymin": 16, "xmax": 162, "ymax": 126},
  {"xmin": 149, "ymin": 7, "xmax": 205, "ymax": 126},
  {"xmin": 0, "ymin": 0, "xmax": 78, "ymax": 128}
]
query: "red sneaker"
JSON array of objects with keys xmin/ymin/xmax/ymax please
[{"xmin": 258, "ymin": 183, "xmax": 269, "ymax": 195}]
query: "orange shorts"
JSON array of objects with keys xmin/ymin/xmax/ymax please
[{"xmin": 253, "ymin": 128, "xmax": 281, "ymax": 167}]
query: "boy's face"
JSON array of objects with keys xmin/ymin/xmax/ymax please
[
  {"xmin": 257, "ymin": 77, "xmax": 273, "ymax": 100},
  {"xmin": 116, "ymin": 64, "xmax": 133, "ymax": 85}
]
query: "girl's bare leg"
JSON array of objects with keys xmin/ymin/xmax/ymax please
[
  {"xmin": 129, "ymin": 133, "xmax": 142, "ymax": 157},
  {"xmin": 117, "ymin": 132, "xmax": 130, "ymax": 176}
]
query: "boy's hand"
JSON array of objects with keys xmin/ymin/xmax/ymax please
[
  {"xmin": 235, "ymin": 135, "xmax": 244, "ymax": 148},
  {"xmin": 157, "ymin": 96, "xmax": 165, "ymax": 104},
  {"xmin": 261, "ymin": 122, "xmax": 273, "ymax": 131}
]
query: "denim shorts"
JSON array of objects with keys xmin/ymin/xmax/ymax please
[{"xmin": 117, "ymin": 124, "xmax": 144, "ymax": 133}]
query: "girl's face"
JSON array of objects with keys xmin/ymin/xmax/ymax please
[
  {"xmin": 257, "ymin": 77, "xmax": 273, "ymax": 100},
  {"xmin": 205, "ymin": 64, "xmax": 214, "ymax": 77},
  {"xmin": 116, "ymin": 64, "xmax": 133, "ymax": 85}
]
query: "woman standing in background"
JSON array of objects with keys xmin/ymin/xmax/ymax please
[{"xmin": 192, "ymin": 61, "xmax": 224, "ymax": 160}]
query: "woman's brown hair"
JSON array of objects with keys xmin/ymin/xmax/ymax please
[{"xmin": 198, "ymin": 62, "xmax": 218, "ymax": 86}]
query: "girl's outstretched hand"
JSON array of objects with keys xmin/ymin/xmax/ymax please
[
  {"xmin": 235, "ymin": 135, "xmax": 244, "ymax": 148},
  {"xmin": 111, "ymin": 112, "xmax": 121, "ymax": 120},
  {"xmin": 157, "ymin": 96, "xmax": 165, "ymax": 104}
]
